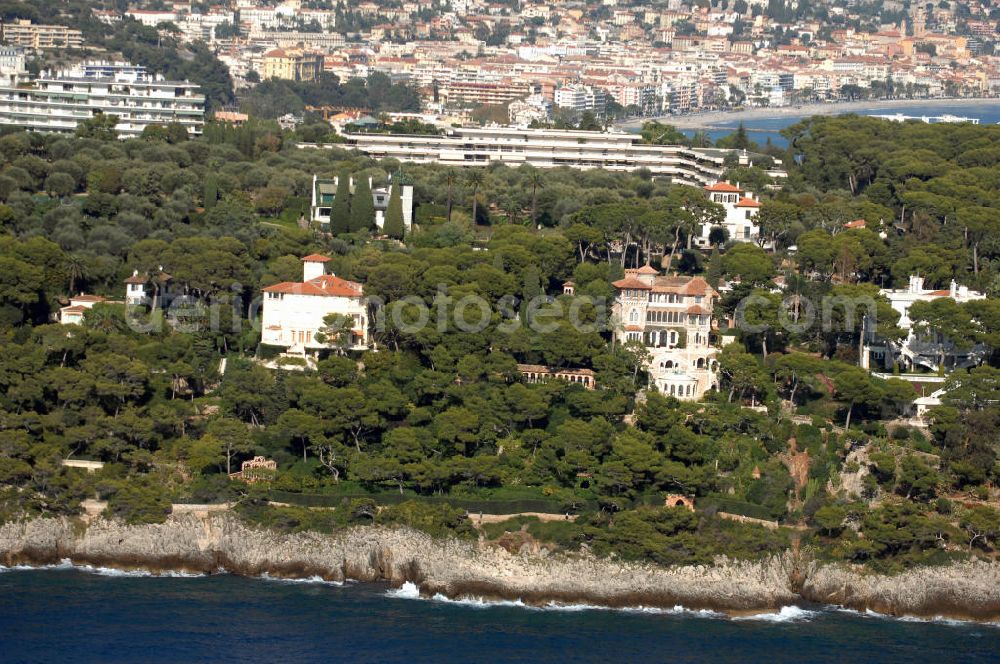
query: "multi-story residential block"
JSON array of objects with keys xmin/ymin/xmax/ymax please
[
  {"xmin": 310, "ymin": 175, "xmax": 414, "ymax": 232},
  {"xmin": 863, "ymin": 276, "xmax": 988, "ymax": 373},
  {"xmin": 1, "ymin": 20, "xmax": 84, "ymax": 49},
  {"xmin": 0, "ymin": 63, "xmax": 205, "ymax": 137},
  {"xmin": 440, "ymin": 77, "xmax": 542, "ymax": 106},
  {"xmin": 0, "ymin": 46, "xmax": 25, "ymax": 75},
  {"xmin": 696, "ymin": 181, "xmax": 761, "ymax": 246},
  {"xmin": 261, "ymin": 48, "xmax": 324, "ymax": 82},
  {"xmin": 554, "ymin": 83, "xmax": 608, "ymax": 115},
  {"xmin": 612, "ymin": 267, "xmax": 719, "ymax": 400},
  {"xmin": 333, "ymin": 127, "xmax": 742, "ymax": 186},
  {"xmin": 261, "ymin": 254, "xmax": 371, "ymax": 354}
]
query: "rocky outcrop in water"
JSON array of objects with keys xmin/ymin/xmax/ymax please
[{"xmin": 1, "ymin": 515, "xmax": 997, "ymax": 621}]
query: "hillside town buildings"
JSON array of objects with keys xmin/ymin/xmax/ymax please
[
  {"xmin": 612, "ymin": 267, "xmax": 719, "ymax": 400},
  {"xmin": 0, "ymin": 20, "xmax": 83, "ymax": 49}
]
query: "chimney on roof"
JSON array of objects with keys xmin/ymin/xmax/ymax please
[{"xmin": 302, "ymin": 255, "xmax": 328, "ymax": 281}]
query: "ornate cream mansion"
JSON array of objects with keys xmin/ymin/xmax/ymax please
[
  {"xmin": 612, "ymin": 266, "xmax": 719, "ymax": 400},
  {"xmin": 260, "ymin": 254, "xmax": 370, "ymax": 354}
]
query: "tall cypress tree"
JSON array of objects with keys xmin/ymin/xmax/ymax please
[
  {"xmin": 706, "ymin": 247, "xmax": 722, "ymax": 289},
  {"xmin": 350, "ymin": 176, "xmax": 375, "ymax": 232},
  {"xmin": 383, "ymin": 184, "xmax": 405, "ymax": 240},
  {"xmin": 330, "ymin": 172, "xmax": 351, "ymax": 234}
]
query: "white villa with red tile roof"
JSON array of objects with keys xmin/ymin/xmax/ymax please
[
  {"xmin": 697, "ymin": 181, "xmax": 761, "ymax": 247},
  {"xmin": 59, "ymin": 294, "xmax": 105, "ymax": 325},
  {"xmin": 612, "ymin": 266, "xmax": 719, "ymax": 400},
  {"xmin": 260, "ymin": 254, "xmax": 370, "ymax": 354}
]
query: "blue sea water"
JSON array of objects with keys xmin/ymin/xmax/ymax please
[
  {"xmin": 680, "ymin": 101, "xmax": 1000, "ymax": 148},
  {"xmin": 1, "ymin": 566, "xmax": 999, "ymax": 663}
]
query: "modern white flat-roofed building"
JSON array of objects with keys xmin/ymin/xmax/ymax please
[
  {"xmin": 329, "ymin": 127, "xmax": 735, "ymax": 186},
  {"xmin": 261, "ymin": 254, "xmax": 371, "ymax": 354},
  {"xmin": 0, "ymin": 63, "xmax": 205, "ymax": 137}
]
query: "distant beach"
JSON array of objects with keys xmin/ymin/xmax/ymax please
[{"xmin": 619, "ymin": 97, "xmax": 1000, "ymax": 131}]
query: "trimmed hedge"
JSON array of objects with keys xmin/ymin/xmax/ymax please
[
  {"xmin": 264, "ymin": 490, "xmax": 596, "ymax": 514},
  {"xmin": 699, "ymin": 494, "xmax": 777, "ymax": 522}
]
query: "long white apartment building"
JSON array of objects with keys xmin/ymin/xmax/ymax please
[
  {"xmin": 331, "ymin": 127, "xmax": 735, "ymax": 186},
  {"xmin": 0, "ymin": 63, "xmax": 205, "ymax": 137}
]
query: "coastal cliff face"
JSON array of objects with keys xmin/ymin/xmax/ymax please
[
  {"xmin": 2, "ymin": 515, "xmax": 997, "ymax": 621},
  {"xmin": 800, "ymin": 560, "xmax": 1000, "ymax": 621}
]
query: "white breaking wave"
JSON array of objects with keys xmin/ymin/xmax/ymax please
[
  {"xmin": 431, "ymin": 593, "xmax": 528, "ymax": 609},
  {"xmin": 832, "ymin": 605, "xmax": 1000, "ymax": 629},
  {"xmin": 384, "ymin": 583, "xmax": 723, "ymax": 617},
  {"xmin": 386, "ymin": 581, "xmax": 421, "ymax": 599},
  {"xmin": 0, "ymin": 560, "xmax": 202, "ymax": 578},
  {"xmin": 733, "ymin": 606, "xmax": 817, "ymax": 622},
  {"xmin": 259, "ymin": 573, "xmax": 343, "ymax": 586}
]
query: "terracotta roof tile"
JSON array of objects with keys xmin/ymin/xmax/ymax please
[
  {"xmin": 263, "ymin": 274, "xmax": 363, "ymax": 298},
  {"xmin": 612, "ymin": 278, "xmax": 653, "ymax": 290},
  {"xmin": 301, "ymin": 253, "xmax": 332, "ymax": 262},
  {"xmin": 704, "ymin": 182, "xmax": 743, "ymax": 193}
]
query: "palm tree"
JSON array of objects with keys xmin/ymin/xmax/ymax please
[
  {"xmin": 442, "ymin": 168, "xmax": 458, "ymax": 222},
  {"xmin": 501, "ymin": 196, "xmax": 521, "ymax": 225},
  {"xmin": 64, "ymin": 252, "xmax": 87, "ymax": 295},
  {"xmin": 525, "ymin": 168, "xmax": 544, "ymax": 225},
  {"xmin": 465, "ymin": 169, "xmax": 485, "ymax": 224}
]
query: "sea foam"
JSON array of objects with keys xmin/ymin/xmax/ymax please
[
  {"xmin": 385, "ymin": 583, "xmax": 723, "ymax": 616},
  {"xmin": 732, "ymin": 606, "xmax": 817, "ymax": 622},
  {"xmin": 259, "ymin": 573, "xmax": 343, "ymax": 586}
]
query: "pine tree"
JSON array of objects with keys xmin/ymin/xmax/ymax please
[
  {"xmin": 203, "ymin": 177, "xmax": 218, "ymax": 210},
  {"xmin": 330, "ymin": 172, "xmax": 351, "ymax": 234},
  {"xmin": 383, "ymin": 184, "xmax": 405, "ymax": 240},
  {"xmin": 349, "ymin": 176, "xmax": 375, "ymax": 232}
]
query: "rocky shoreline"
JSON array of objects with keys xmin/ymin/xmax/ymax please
[{"xmin": 2, "ymin": 515, "xmax": 998, "ymax": 622}]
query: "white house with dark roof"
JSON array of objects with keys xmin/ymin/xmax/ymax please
[
  {"xmin": 124, "ymin": 268, "xmax": 173, "ymax": 307},
  {"xmin": 260, "ymin": 254, "xmax": 370, "ymax": 354},
  {"xmin": 310, "ymin": 175, "xmax": 413, "ymax": 232},
  {"xmin": 697, "ymin": 181, "xmax": 761, "ymax": 246},
  {"xmin": 612, "ymin": 266, "xmax": 719, "ymax": 400}
]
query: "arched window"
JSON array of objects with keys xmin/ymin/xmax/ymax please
[{"xmin": 629, "ymin": 309, "xmax": 638, "ymax": 323}]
